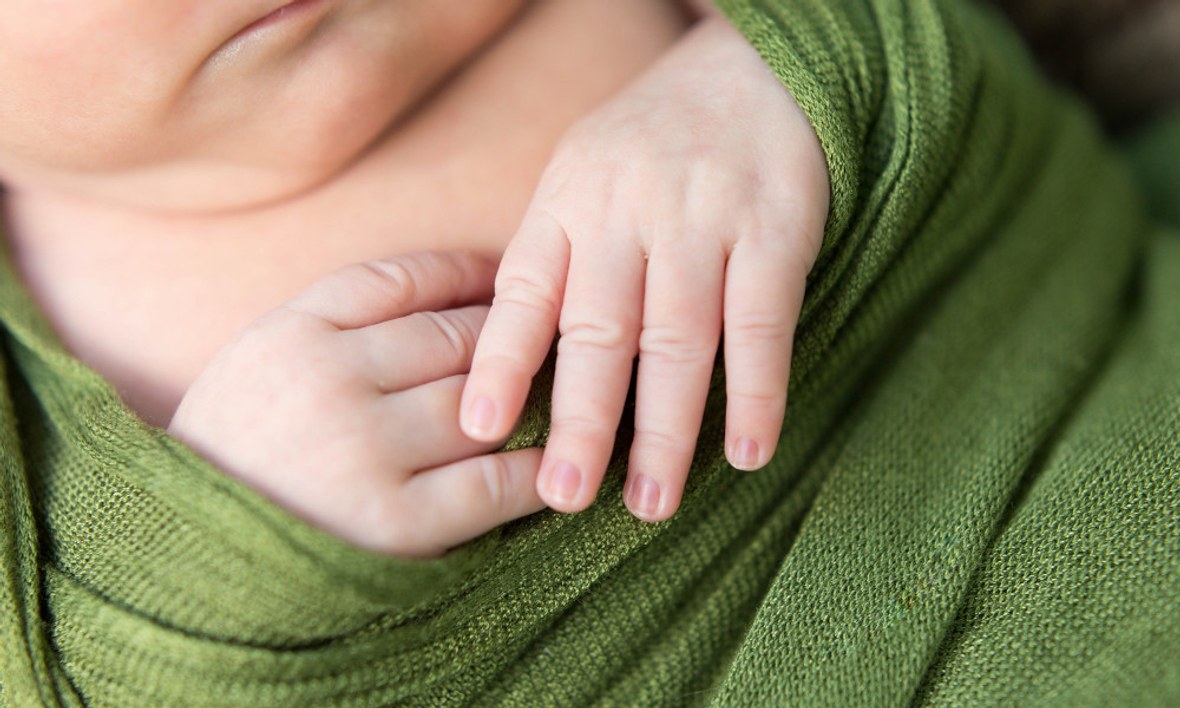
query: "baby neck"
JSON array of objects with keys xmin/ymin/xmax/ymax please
[{"xmin": 1, "ymin": 0, "xmax": 690, "ymax": 425}]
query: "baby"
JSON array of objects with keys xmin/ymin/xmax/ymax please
[{"xmin": 0, "ymin": 0, "xmax": 828, "ymax": 557}]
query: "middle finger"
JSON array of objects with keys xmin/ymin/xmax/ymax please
[
  {"xmin": 625, "ymin": 239, "xmax": 724, "ymax": 521},
  {"xmin": 538, "ymin": 234, "xmax": 646, "ymax": 513}
]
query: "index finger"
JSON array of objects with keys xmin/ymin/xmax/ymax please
[
  {"xmin": 461, "ymin": 211, "xmax": 571, "ymax": 441},
  {"xmin": 282, "ymin": 250, "xmax": 499, "ymax": 330}
]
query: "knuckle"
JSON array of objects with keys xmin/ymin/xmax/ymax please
[
  {"xmin": 632, "ymin": 425, "xmax": 695, "ymax": 457},
  {"xmin": 478, "ymin": 455, "xmax": 513, "ymax": 518},
  {"xmin": 263, "ymin": 304, "xmax": 331, "ymax": 340},
  {"xmin": 534, "ymin": 152, "xmax": 587, "ymax": 198},
  {"xmin": 553, "ymin": 119, "xmax": 611, "ymax": 162},
  {"xmin": 350, "ymin": 259, "xmax": 420, "ymax": 306},
  {"xmin": 558, "ymin": 318, "xmax": 637, "ymax": 354},
  {"xmin": 494, "ymin": 270, "xmax": 562, "ymax": 317},
  {"xmin": 473, "ymin": 352, "xmax": 535, "ymax": 381},
  {"xmin": 638, "ymin": 326, "xmax": 718, "ymax": 365},
  {"xmin": 551, "ymin": 411, "xmax": 619, "ymax": 446},
  {"xmin": 690, "ymin": 165, "xmax": 763, "ymax": 216},
  {"xmin": 726, "ymin": 311, "xmax": 793, "ymax": 345},
  {"xmin": 776, "ymin": 240, "xmax": 820, "ymax": 279},
  {"xmin": 728, "ymin": 388, "xmax": 788, "ymax": 413},
  {"xmin": 741, "ymin": 235, "xmax": 817, "ymax": 278},
  {"xmin": 416, "ymin": 310, "xmax": 477, "ymax": 363}
]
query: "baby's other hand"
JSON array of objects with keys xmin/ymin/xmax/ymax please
[
  {"xmin": 460, "ymin": 15, "xmax": 829, "ymax": 521},
  {"xmin": 168, "ymin": 251, "xmax": 545, "ymax": 558}
]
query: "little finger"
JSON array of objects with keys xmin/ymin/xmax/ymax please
[{"xmin": 721, "ymin": 239, "xmax": 807, "ymax": 471}]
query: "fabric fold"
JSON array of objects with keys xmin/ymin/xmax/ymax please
[{"xmin": 1, "ymin": 0, "xmax": 1178, "ymax": 704}]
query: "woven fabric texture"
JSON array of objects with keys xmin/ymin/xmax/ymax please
[{"xmin": 1, "ymin": 0, "xmax": 1178, "ymax": 704}]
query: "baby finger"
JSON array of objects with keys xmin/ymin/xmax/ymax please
[
  {"xmin": 343, "ymin": 305, "xmax": 489, "ymax": 392},
  {"xmin": 462, "ymin": 211, "xmax": 571, "ymax": 442},
  {"xmin": 377, "ymin": 375, "xmax": 511, "ymax": 472},
  {"xmin": 721, "ymin": 240, "xmax": 808, "ymax": 470},
  {"xmin": 395, "ymin": 448, "xmax": 546, "ymax": 558},
  {"xmin": 283, "ymin": 250, "xmax": 498, "ymax": 330},
  {"xmin": 625, "ymin": 242, "xmax": 724, "ymax": 521},
  {"xmin": 538, "ymin": 238, "xmax": 645, "ymax": 513}
]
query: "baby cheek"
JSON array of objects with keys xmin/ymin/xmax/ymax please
[
  {"xmin": 0, "ymin": 0, "xmax": 212, "ymax": 168},
  {"xmin": 0, "ymin": 16, "xmax": 178, "ymax": 170},
  {"xmin": 0, "ymin": 67, "xmax": 138, "ymax": 171}
]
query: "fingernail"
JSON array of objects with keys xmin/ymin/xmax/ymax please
[
  {"xmin": 465, "ymin": 396, "xmax": 497, "ymax": 437},
  {"xmin": 732, "ymin": 438, "xmax": 761, "ymax": 470},
  {"xmin": 546, "ymin": 461, "xmax": 582, "ymax": 504},
  {"xmin": 627, "ymin": 474, "xmax": 661, "ymax": 520}
]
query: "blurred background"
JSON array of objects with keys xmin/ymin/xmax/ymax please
[{"xmin": 987, "ymin": 0, "xmax": 1180, "ymax": 132}]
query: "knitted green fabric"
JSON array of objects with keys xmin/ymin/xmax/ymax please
[{"xmin": 2, "ymin": 0, "xmax": 1178, "ymax": 704}]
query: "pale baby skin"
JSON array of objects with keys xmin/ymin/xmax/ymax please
[{"xmin": 0, "ymin": 0, "xmax": 827, "ymax": 557}]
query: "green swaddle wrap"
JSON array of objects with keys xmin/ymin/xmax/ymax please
[{"xmin": 2, "ymin": 0, "xmax": 1178, "ymax": 704}]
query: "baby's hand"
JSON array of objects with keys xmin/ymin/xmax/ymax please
[
  {"xmin": 168, "ymin": 251, "xmax": 545, "ymax": 558},
  {"xmin": 460, "ymin": 15, "xmax": 829, "ymax": 521}
]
